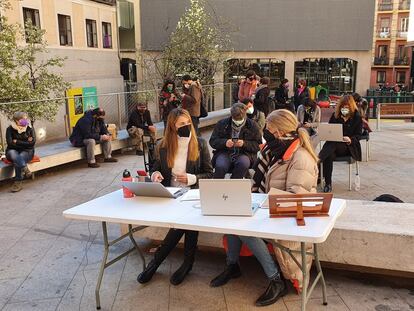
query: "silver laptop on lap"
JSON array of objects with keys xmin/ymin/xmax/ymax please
[
  {"xmin": 318, "ymin": 123, "xmax": 343, "ymax": 142},
  {"xmin": 199, "ymin": 179, "xmax": 267, "ymax": 216}
]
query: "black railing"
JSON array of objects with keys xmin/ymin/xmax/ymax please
[
  {"xmin": 374, "ymin": 57, "xmax": 389, "ymax": 65},
  {"xmin": 90, "ymin": 0, "xmax": 116, "ymax": 5},
  {"xmin": 394, "ymin": 57, "xmax": 410, "ymax": 65},
  {"xmin": 378, "ymin": 2, "xmax": 393, "ymax": 10}
]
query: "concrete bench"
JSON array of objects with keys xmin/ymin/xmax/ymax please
[
  {"xmin": 130, "ymin": 199, "xmax": 414, "ymax": 275},
  {"xmin": 0, "ymin": 108, "xmax": 230, "ymax": 181}
]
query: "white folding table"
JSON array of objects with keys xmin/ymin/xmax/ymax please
[{"xmin": 63, "ymin": 189, "xmax": 346, "ymax": 311}]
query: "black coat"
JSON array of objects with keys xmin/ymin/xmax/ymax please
[
  {"xmin": 69, "ymin": 111, "xmax": 108, "ymax": 147},
  {"xmin": 294, "ymin": 87, "xmax": 310, "ymax": 110},
  {"xmin": 127, "ymin": 109, "xmax": 153, "ymax": 131},
  {"xmin": 254, "ymin": 86, "xmax": 270, "ymax": 116},
  {"xmin": 6, "ymin": 125, "xmax": 36, "ymax": 153},
  {"xmin": 209, "ymin": 117, "xmax": 261, "ymax": 165},
  {"xmin": 275, "ymin": 85, "xmax": 289, "ymax": 105},
  {"xmin": 151, "ymin": 138, "xmax": 213, "ymax": 188},
  {"xmin": 324, "ymin": 111, "xmax": 363, "ymax": 161}
]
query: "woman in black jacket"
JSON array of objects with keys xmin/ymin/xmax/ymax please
[
  {"xmin": 275, "ymin": 79, "xmax": 294, "ymax": 112},
  {"xmin": 319, "ymin": 95, "xmax": 362, "ymax": 192},
  {"xmin": 5, "ymin": 112, "xmax": 36, "ymax": 192},
  {"xmin": 254, "ymin": 77, "xmax": 271, "ymax": 116},
  {"xmin": 137, "ymin": 108, "xmax": 213, "ymax": 286},
  {"xmin": 293, "ymin": 79, "xmax": 310, "ymax": 111}
]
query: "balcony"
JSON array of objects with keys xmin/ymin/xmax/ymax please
[
  {"xmin": 394, "ymin": 56, "xmax": 410, "ymax": 65},
  {"xmin": 378, "ymin": 2, "xmax": 393, "ymax": 10},
  {"xmin": 397, "ymin": 31, "xmax": 408, "ymax": 38},
  {"xmin": 377, "ymin": 28, "xmax": 391, "ymax": 38},
  {"xmin": 374, "ymin": 57, "xmax": 390, "ymax": 65},
  {"xmin": 398, "ymin": 0, "xmax": 411, "ymax": 10},
  {"xmin": 90, "ymin": 0, "xmax": 116, "ymax": 5}
]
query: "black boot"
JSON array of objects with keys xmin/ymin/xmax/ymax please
[
  {"xmin": 210, "ymin": 263, "xmax": 241, "ymax": 287},
  {"xmin": 170, "ymin": 258, "xmax": 194, "ymax": 285},
  {"xmin": 137, "ymin": 259, "xmax": 159, "ymax": 284},
  {"xmin": 255, "ymin": 277, "xmax": 287, "ymax": 307}
]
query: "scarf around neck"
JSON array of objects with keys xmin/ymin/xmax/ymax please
[{"xmin": 11, "ymin": 122, "xmax": 30, "ymax": 134}]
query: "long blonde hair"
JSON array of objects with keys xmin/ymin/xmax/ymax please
[
  {"xmin": 266, "ymin": 109, "xmax": 318, "ymax": 162},
  {"xmin": 160, "ymin": 108, "xmax": 199, "ymax": 168},
  {"xmin": 335, "ymin": 95, "xmax": 358, "ymax": 119}
]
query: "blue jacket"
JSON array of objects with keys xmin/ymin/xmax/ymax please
[{"xmin": 69, "ymin": 111, "xmax": 108, "ymax": 147}]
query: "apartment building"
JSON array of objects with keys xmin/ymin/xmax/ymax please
[
  {"xmin": 4, "ymin": 0, "xmax": 124, "ymax": 94},
  {"xmin": 370, "ymin": 0, "xmax": 411, "ymax": 88}
]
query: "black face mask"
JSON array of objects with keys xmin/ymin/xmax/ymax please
[
  {"xmin": 263, "ymin": 128, "xmax": 276, "ymax": 143},
  {"xmin": 177, "ymin": 125, "xmax": 191, "ymax": 137}
]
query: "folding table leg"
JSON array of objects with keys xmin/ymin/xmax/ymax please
[
  {"xmin": 301, "ymin": 242, "xmax": 308, "ymax": 311},
  {"xmin": 128, "ymin": 224, "xmax": 146, "ymax": 270},
  {"xmin": 96, "ymin": 222, "xmax": 109, "ymax": 310},
  {"xmin": 314, "ymin": 243, "xmax": 328, "ymax": 305}
]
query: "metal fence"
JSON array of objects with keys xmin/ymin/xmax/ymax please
[{"xmin": 0, "ymin": 83, "xmax": 235, "ymax": 149}]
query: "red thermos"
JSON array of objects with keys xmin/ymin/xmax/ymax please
[{"xmin": 122, "ymin": 169, "xmax": 134, "ymax": 198}]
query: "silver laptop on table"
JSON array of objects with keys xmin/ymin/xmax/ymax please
[
  {"xmin": 318, "ymin": 123, "xmax": 343, "ymax": 142},
  {"xmin": 122, "ymin": 181, "xmax": 187, "ymax": 198},
  {"xmin": 199, "ymin": 179, "xmax": 267, "ymax": 216}
]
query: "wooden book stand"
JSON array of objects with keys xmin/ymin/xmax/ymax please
[{"xmin": 269, "ymin": 193, "xmax": 333, "ymax": 226}]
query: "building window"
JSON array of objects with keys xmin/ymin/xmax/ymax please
[
  {"xmin": 396, "ymin": 71, "xmax": 406, "ymax": 83},
  {"xmin": 23, "ymin": 7, "xmax": 41, "ymax": 28},
  {"xmin": 58, "ymin": 14, "xmax": 72, "ymax": 46},
  {"xmin": 86, "ymin": 19, "xmax": 98, "ymax": 48},
  {"xmin": 377, "ymin": 71, "xmax": 386, "ymax": 83},
  {"xmin": 378, "ymin": 17, "xmax": 391, "ymax": 37},
  {"xmin": 102, "ymin": 22, "xmax": 112, "ymax": 48},
  {"xmin": 400, "ymin": 17, "xmax": 409, "ymax": 32},
  {"xmin": 377, "ymin": 45, "xmax": 388, "ymax": 58}
]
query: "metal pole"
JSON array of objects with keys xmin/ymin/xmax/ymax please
[
  {"xmin": 117, "ymin": 93, "xmax": 122, "ymax": 129},
  {"xmin": 301, "ymin": 242, "xmax": 308, "ymax": 311},
  {"xmin": 96, "ymin": 222, "xmax": 109, "ymax": 310},
  {"xmin": 314, "ymin": 244, "xmax": 328, "ymax": 305},
  {"xmin": 0, "ymin": 117, "xmax": 5, "ymax": 154}
]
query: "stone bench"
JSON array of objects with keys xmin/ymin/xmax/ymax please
[
  {"xmin": 130, "ymin": 199, "xmax": 414, "ymax": 275},
  {"xmin": 0, "ymin": 108, "xmax": 230, "ymax": 181}
]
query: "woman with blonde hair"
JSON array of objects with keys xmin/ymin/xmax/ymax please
[
  {"xmin": 319, "ymin": 95, "xmax": 362, "ymax": 192},
  {"xmin": 210, "ymin": 109, "xmax": 318, "ymax": 307},
  {"xmin": 137, "ymin": 108, "xmax": 213, "ymax": 286}
]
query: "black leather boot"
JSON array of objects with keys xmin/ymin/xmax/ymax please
[
  {"xmin": 170, "ymin": 257, "xmax": 194, "ymax": 285},
  {"xmin": 255, "ymin": 277, "xmax": 287, "ymax": 307},
  {"xmin": 210, "ymin": 263, "xmax": 241, "ymax": 287},
  {"xmin": 137, "ymin": 259, "xmax": 159, "ymax": 284}
]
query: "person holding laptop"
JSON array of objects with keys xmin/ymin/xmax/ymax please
[
  {"xmin": 137, "ymin": 108, "xmax": 213, "ymax": 285},
  {"xmin": 209, "ymin": 103, "xmax": 262, "ymax": 179},
  {"xmin": 319, "ymin": 95, "xmax": 362, "ymax": 192},
  {"xmin": 210, "ymin": 109, "xmax": 318, "ymax": 306}
]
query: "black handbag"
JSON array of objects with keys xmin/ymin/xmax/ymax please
[{"xmin": 199, "ymin": 92, "xmax": 208, "ymax": 118}]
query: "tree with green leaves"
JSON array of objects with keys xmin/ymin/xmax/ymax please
[
  {"xmin": 0, "ymin": 1, "xmax": 69, "ymax": 123},
  {"xmin": 138, "ymin": 0, "xmax": 232, "ymax": 87}
]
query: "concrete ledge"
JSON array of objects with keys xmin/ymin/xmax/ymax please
[
  {"xmin": 0, "ymin": 108, "xmax": 230, "ymax": 181},
  {"xmin": 131, "ymin": 199, "xmax": 414, "ymax": 274}
]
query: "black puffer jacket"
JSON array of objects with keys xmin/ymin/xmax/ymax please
[
  {"xmin": 209, "ymin": 117, "xmax": 261, "ymax": 165},
  {"xmin": 6, "ymin": 125, "xmax": 36, "ymax": 153},
  {"xmin": 151, "ymin": 138, "xmax": 213, "ymax": 188}
]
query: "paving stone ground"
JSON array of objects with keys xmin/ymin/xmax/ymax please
[{"xmin": 0, "ymin": 121, "xmax": 413, "ymax": 311}]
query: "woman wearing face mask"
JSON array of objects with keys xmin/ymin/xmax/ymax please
[
  {"xmin": 297, "ymin": 98, "xmax": 321, "ymax": 148},
  {"xmin": 275, "ymin": 79, "xmax": 294, "ymax": 112},
  {"xmin": 243, "ymin": 98, "xmax": 265, "ymax": 133},
  {"xmin": 238, "ymin": 70, "xmax": 259, "ymax": 102},
  {"xmin": 5, "ymin": 112, "xmax": 36, "ymax": 192},
  {"xmin": 293, "ymin": 79, "xmax": 310, "ymax": 112},
  {"xmin": 211, "ymin": 109, "xmax": 318, "ymax": 306},
  {"xmin": 159, "ymin": 79, "xmax": 181, "ymax": 129},
  {"xmin": 209, "ymin": 103, "xmax": 261, "ymax": 179},
  {"xmin": 319, "ymin": 95, "xmax": 362, "ymax": 192},
  {"xmin": 137, "ymin": 108, "xmax": 213, "ymax": 286}
]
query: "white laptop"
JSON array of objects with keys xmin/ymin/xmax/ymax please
[
  {"xmin": 318, "ymin": 123, "xmax": 343, "ymax": 142},
  {"xmin": 199, "ymin": 179, "xmax": 267, "ymax": 216},
  {"xmin": 122, "ymin": 181, "xmax": 187, "ymax": 199}
]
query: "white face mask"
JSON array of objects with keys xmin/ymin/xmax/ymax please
[
  {"xmin": 232, "ymin": 118, "xmax": 245, "ymax": 126},
  {"xmin": 246, "ymin": 106, "xmax": 254, "ymax": 114},
  {"xmin": 184, "ymin": 83, "xmax": 190, "ymax": 89},
  {"xmin": 341, "ymin": 108, "xmax": 350, "ymax": 116}
]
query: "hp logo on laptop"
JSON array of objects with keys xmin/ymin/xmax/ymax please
[{"xmin": 222, "ymin": 194, "xmax": 229, "ymax": 201}]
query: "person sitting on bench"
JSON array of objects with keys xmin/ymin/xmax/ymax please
[
  {"xmin": 5, "ymin": 112, "xmax": 36, "ymax": 192},
  {"xmin": 319, "ymin": 95, "xmax": 362, "ymax": 192},
  {"xmin": 209, "ymin": 103, "xmax": 261, "ymax": 179},
  {"xmin": 69, "ymin": 108, "xmax": 118, "ymax": 168},
  {"xmin": 127, "ymin": 102, "xmax": 157, "ymax": 156}
]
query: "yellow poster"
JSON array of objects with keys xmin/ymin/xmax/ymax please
[{"xmin": 67, "ymin": 88, "xmax": 84, "ymax": 128}]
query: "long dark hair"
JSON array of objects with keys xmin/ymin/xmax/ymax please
[{"xmin": 161, "ymin": 79, "xmax": 176, "ymax": 93}]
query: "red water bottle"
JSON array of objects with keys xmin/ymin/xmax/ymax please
[{"xmin": 122, "ymin": 169, "xmax": 134, "ymax": 198}]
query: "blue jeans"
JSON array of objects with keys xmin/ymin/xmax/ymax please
[
  {"xmin": 213, "ymin": 153, "xmax": 250, "ymax": 179},
  {"xmin": 226, "ymin": 234, "xmax": 279, "ymax": 280},
  {"xmin": 6, "ymin": 149, "xmax": 34, "ymax": 180}
]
